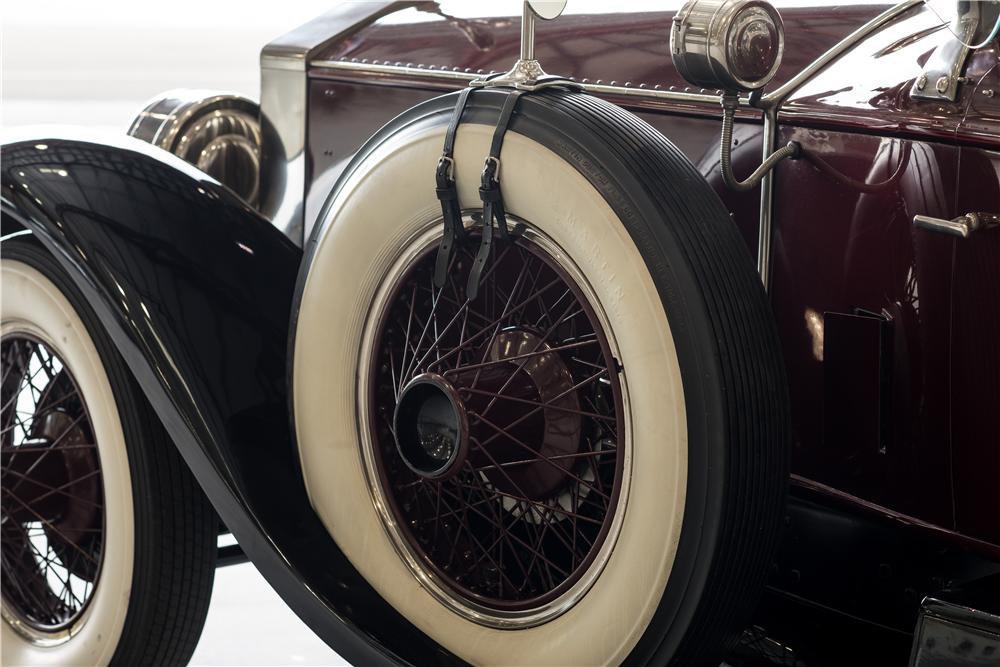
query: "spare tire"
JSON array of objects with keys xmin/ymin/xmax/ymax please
[{"xmin": 292, "ymin": 88, "xmax": 789, "ymax": 666}]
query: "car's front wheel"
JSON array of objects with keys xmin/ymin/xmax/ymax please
[{"xmin": 1, "ymin": 238, "xmax": 218, "ymax": 666}]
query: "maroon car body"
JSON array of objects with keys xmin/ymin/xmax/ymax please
[{"xmin": 282, "ymin": 1, "xmax": 998, "ymax": 660}]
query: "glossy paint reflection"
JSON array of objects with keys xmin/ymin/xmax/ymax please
[
  {"xmin": 314, "ymin": 3, "xmax": 884, "ymax": 99},
  {"xmin": 0, "ymin": 135, "xmax": 459, "ymax": 666},
  {"xmin": 771, "ymin": 126, "xmax": 960, "ymax": 527}
]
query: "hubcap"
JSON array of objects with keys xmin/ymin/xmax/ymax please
[
  {"xmin": 361, "ymin": 219, "xmax": 628, "ymax": 627},
  {"xmin": 1, "ymin": 334, "xmax": 105, "ymax": 643},
  {"xmin": 393, "ymin": 373, "xmax": 469, "ymax": 480}
]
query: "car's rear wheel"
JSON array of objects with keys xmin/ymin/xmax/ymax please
[
  {"xmin": 1, "ymin": 239, "xmax": 217, "ymax": 666},
  {"xmin": 293, "ymin": 89, "xmax": 789, "ymax": 665}
]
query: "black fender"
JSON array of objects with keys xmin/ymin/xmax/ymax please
[{"xmin": 0, "ymin": 133, "xmax": 457, "ymax": 666}]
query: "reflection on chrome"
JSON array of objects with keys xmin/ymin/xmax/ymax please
[{"xmin": 128, "ymin": 91, "xmax": 261, "ymax": 206}]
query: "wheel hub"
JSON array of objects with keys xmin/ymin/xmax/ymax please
[{"xmin": 394, "ymin": 373, "xmax": 469, "ymax": 480}]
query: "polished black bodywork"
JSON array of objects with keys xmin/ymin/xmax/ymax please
[{"xmin": 0, "ymin": 135, "xmax": 457, "ymax": 666}]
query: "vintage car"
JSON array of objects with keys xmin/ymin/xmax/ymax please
[{"xmin": 2, "ymin": 0, "xmax": 998, "ymax": 665}]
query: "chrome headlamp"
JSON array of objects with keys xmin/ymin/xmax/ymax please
[
  {"xmin": 670, "ymin": 0, "xmax": 785, "ymax": 92},
  {"xmin": 128, "ymin": 91, "xmax": 262, "ymax": 206}
]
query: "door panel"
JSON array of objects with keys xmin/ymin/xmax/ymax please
[
  {"xmin": 952, "ymin": 63, "xmax": 1000, "ymax": 542},
  {"xmin": 771, "ymin": 126, "xmax": 959, "ymax": 528}
]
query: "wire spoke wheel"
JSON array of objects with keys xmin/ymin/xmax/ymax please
[
  {"xmin": 363, "ymin": 222, "xmax": 627, "ymax": 626},
  {"xmin": 1, "ymin": 334, "xmax": 105, "ymax": 639}
]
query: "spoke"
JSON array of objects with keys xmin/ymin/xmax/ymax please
[
  {"xmin": 0, "ymin": 544, "xmax": 61, "ymax": 624},
  {"xmin": 471, "ymin": 448, "xmax": 614, "ymax": 472},
  {"xmin": 472, "ymin": 254, "xmax": 534, "ymax": 377},
  {"xmin": 7, "ymin": 412, "xmax": 87, "ymax": 497},
  {"xmin": 1, "ymin": 488, "xmax": 99, "ymax": 565},
  {"xmin": 446, "ymin": 339, "xmax": 599, "ymax": 376},
  {"xmin": 461, "ymin": 386, "xmax": 615, "ymax": 422},
  {"xmin": 451, "ymin": 479, "xmax": 603, "ymax": 526},
  {"xmin": 460, "ymin": 447, "xmax": 585, "ymax": 556},
  {"xmin": 401, "ymin": 253, "xmax": 459, "ymax": 383},
  {"xmin": 439, "ymin": 478, "xmax": 543, "ymax": 580},
  {"xmin": 471, "ymin": 411, "xmax": 611, "ymax": 503},
  {"xmin": 425, "ymin": 276, "xmax": 564, "ymax": 373},
  {"xmin": 395, "ymin": 283, "xmax": 418, "ymax": 396},
  {"xmin": 2, "ymin": 467, "xmax": 103, "ymax": 508},
  {"xmin": 474, "ymin": 368, "xmax": 610, "ymax": 453},
  {"xmin": 478, "ymin": 295, "xmax": 584, "ymax": 419},
  {"xmin": 430, "ymin": 482, "xmax": 525, "ymax": 591}
]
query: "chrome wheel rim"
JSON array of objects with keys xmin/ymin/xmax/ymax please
[
  {"xmin": 1, "ymin": 333, "xmax": 106, "ymax": 645},
  {"xmin": 358, "ymin": 215, "xmax": 631, "ymax": 629}
]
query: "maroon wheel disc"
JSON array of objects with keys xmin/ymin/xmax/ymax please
[
  {"xmin": 1, "ymin": 334, "xmax": 105, "ymax": 636},
  {"xmin": 367, "ymin": 228, "xmax": 625, "ymax": 616}
]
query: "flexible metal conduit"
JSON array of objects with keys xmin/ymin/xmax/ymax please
[{"xmin": 720, "ymin": 94, "xmax": 800, "ymax": 192}]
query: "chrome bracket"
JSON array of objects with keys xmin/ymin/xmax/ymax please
[
  {"xmin": 470, "ymin": 1, "xmax": 573, "ymax": 91},
  {"xmin": 911, "ymin": 6, "xmax": 980, "ymax": 102}
]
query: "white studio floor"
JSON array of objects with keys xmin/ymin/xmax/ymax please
[{"xmin": 190, "ymin": 562, "xmax": 346, "ymax": 666}]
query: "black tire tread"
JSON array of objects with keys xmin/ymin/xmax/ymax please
[
  {"xmin": 307, "ymin": 85, "xmax": 791, "ymax": 666},
  {"xmin": 518, "ymin": 90, "xmax": 790, "ymax": 665}
]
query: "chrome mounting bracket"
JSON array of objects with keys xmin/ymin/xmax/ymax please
[
  {"xmin": 911, "ymin": 4, "xmax": 982, "ymax": 102},
  {"xmin": 471, "ymin": 1, "xmax": 577, "ymax": 91}
]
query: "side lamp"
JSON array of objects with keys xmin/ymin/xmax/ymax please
[{"xmin": 670, "ymin": 0, "xmax": 800, "ymax": 191}]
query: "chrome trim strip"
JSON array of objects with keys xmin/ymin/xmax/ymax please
[{"xmin": 309, "ymin": 59, "xmax": 730, "ymax": 105}]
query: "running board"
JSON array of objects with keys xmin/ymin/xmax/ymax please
[{"xmin": 910, "ymin": 575, "xmax": 1000, "ymax": 666}]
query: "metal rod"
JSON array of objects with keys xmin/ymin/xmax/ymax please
[
  {"xmin": 762, "ymin": 0, "xmax": 923, "ymax": 108},
  {"xmin": 217, "ymin": 543, "xmax": 250, "ymax": 567},
  {"xmin": 521, "ymin": 2, "xmax": 535, "ymax": 61},
  {"xmin": 757, "ymin": 107, "xmax": 778, "ymax": 290}
]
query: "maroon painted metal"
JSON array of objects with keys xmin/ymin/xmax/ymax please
[
  {"xmin": 303, "ymin": 0, "xmax": 1000, "ymax": 558},
  {"xmin": 770, "ymin": 125, "xmax": 959, "ymax": 529},
  {"xmin": 313, "ymin": 4, "xmax": 885, "ymax": 100}
]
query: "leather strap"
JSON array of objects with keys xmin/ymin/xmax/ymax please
[
  {"xmin": 433, "ymin": 86, "xmax": 475, "ymax": 288},
  {"xmin": 467, "ymin": 90, "xmax": 526, "ymax": 300}
]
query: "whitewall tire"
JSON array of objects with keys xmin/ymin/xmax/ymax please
[{"xmin": 1, "ymin": 239, "xmax": 218, "ymax": 666}]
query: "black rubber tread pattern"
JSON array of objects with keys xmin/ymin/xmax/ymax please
[
  {"xmin": 518, "ymin": 89, "xmax": 790, "ymax": 666},
  {"xmin": 4, "ymin": 239, "xmax": 218, "ymax": 667},
  {"xmin": 422, "ymin": 88, "xmax": 790, "ymax": 665}
]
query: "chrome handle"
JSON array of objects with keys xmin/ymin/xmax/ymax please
[{"xmin": 913, "ymin": 212, "xmax": 999, "ymax": 238}]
